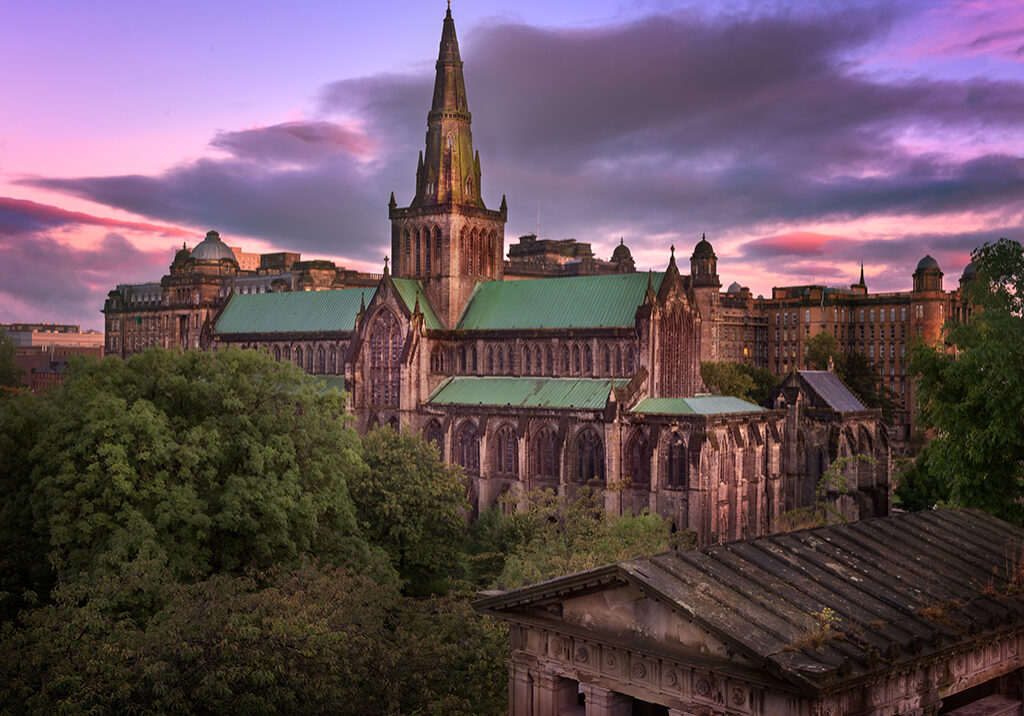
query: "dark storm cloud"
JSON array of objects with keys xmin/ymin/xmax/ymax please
[
  {"xmin": 17, "ymin": 4, "xmax": 1024, "ymax": 269},
  {"xmin": 0, "ymin": 231, "xmax": 168, "ymax": 328},
  {"xmin": 22, "ymin": 121, "xmax": 399, "ymax": 264}
]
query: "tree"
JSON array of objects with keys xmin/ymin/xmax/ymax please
[
  {"xmin": 0, "ymin": 329, "xmax": 23, "ymax": 388},
  {"xmin": 701, "ymin": 361, "xmax": 756, "ymax": 401},
  {"xmin": 701, "ymin": 361, "xmax": 781, "ymax": 406},
  {"xmin": 893, "ymin": 444, "xmax": 950, "ymax": 512},
  {"xmin": 471, "ymin": 486, "xmax": 690, "ymax": 589},
  {"xmin": 910, "ymin": 238, "xmax": 1024, "ymax": 524},
  {"xmin": 353, "ymin": 427, "xmax": 468, "ymax": 591},
  {"xmin": 805, "ymin": 331, "xmax": 842, "ymax": 371},
  {"xmin": 0, "ymin": 347, "xmax": 378, "ymax": 602},
  {"xmin": 0, "ymin": 561, "xmax": 507, "ymax": 715}
]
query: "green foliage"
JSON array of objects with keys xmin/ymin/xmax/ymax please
[
  {"xmin": 0, "ymin": 561, "xmax": 507, "ymax": 715},
  {"xmin": 775, "ymin": 455, "xmax": 874, "ymax": 530},
  {"xmin": 910, "ymin": 238, "xmax": 1024, "ymax": 524},
  {"xmin": 0, "ymin": 329, "xmax": 23, "ymax": 388},
  {"xmin": 700, "ymin": 361, "xmax": 781, "ymax": 405},
  {"xmin": 0, "ymin": 347, "xmax": 377, "ymax": 602},
  {"xmin": 353, "ymin": 428, "xmax": 468, "ymax": 591},
  {"xmin": 805, "ymin": 331, "xmax": 841, "ymax": 371},
  {"xmin": 471, "ymin": 486, "xmax": 690, "ymax": 589},
  {"xmin": 893, "ymin": 445, "xmax": 951, "ymax": 512}
]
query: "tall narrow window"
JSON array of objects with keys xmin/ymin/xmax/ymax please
[
  {"xmin": 626, "ymin": 431, "xmax": 651, "ymax": 487},
  {"xmin": 533, "ymin": 427, "xmax": 558, "ymax": 479},
  {"xmin": 368, "ymin": 310, "xmax": 402, "ymax": 407},
  {"xmin": 494, "ymin": 425, "xmax": 518, "ymax": 476},
  {"xmin": 667, "ymin": 434, "xmax": 687, "ymax": 488},
  {"xmin": 574, "ymin": 430, "xmax": 604, "ymax": 484},
  {"xmin": 456, "ymin": 422, "xmax": 480, "ymax": 475}
]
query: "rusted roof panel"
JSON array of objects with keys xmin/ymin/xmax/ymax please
[{"xmin": 428, "ymin": 376, "xmax": 629, "ymax": 410}]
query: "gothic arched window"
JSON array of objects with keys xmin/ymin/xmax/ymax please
[
  {"xmin": 626, "ymin": 430, "xmax": 651, "ymax": 487},
  {"xmin": 415, "ymin": 229, "xmax": 422, "ymax": 276},
  {"xmin": 572, "ymin": 345, "xmax": 580, "ymax": 375},
  {"xmin": 667, "ymin": 433, "xmax": 688, "ymax": 488},
  {"xmin": 328, "ymin": 345, "xmax": 337, "ymax": 373},
  {"xmin": 283, "ymin": 345, "xmax": 291, "ymax": 361},
  {"xmin": 424, "ymin": 228, "xmax": 431, "ymax": 276},
  {"xmin": 487, "ymin": 346, "xmax": 494, "ymax": 373},
  {"xmin": 584, "ymin": 345, "xmax": 593, "ymax": 375},
  {"xmin": 626, "ymin": 345, "xmax": 636, "ymax": 374},
  {"xmin": 602, "ymin": 346, "xmax": 610, "ymax": 375},
  {"xmin": 306, "ymin": 347, "xmax": 313, "ymax": 373},
  {"xmin": 369, "ymin": 309, "xmax": 402, "ymax": 407},
  {"xmin": 494, "ymin": 424, "xmax": 518, "ymax": 476},
  {"xmin": 316, "ymin": 346, "xmax": 326, "ymax": 373},
  {"xmin": 562, "ymin": 346, "xmax": 570, "ymax": 374},
  {"xmin": 456, "ymin": 421, "xmax": 480, "ymax": 475},
  {"xmin": 294, "ymin": 345, "xmax": 303, "ymax": 368},
  {"xmin": 533, "ymin": 426, "xmax": 558, "ymax": 479},
  {"xmin": 423, "ymin": 420, "xmax": 444, "ymax": 457},
  {"xmin": 615, "ymin": 345, "xmax": 623, "ymax": 375},
  {"xmin": 573, "ymin": 429, "xmax": 605, "ymax": 484},
  {"xmin": 534, "ymin": 346, "xmax": 542, "ymax": 375},
  {"xmin": 273, "ymin": 345, "xmax": 281, "ymax": 361},
  {"xmin": 497, "ymin": 346, "xmax": 504, "ymax": 373},
  {"xmin": 524, "ymin": 347, "xmax": 532, "ymax": 374}
]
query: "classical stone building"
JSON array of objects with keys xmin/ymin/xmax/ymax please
[
  {"xmin": 198, "ymin": 7, "xmax": 890, "ymax": 545},
  {"xmin": 477, "ymin": 509, "xmax": 1024, "ymax": 716}
]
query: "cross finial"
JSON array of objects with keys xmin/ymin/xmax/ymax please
[
  {"xmin": 670, "ymin": 244, "xmax": 675, "ymax": 256},
  {"xmin": 383, "ymin": 255, "xmax": 389, "ymax": 271}
]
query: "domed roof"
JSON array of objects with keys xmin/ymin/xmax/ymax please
[
  {"xmin": 962, "ymin": 261, "xmax": 978, "ymax": 279},
  {"xmin": 692, "ymin": 233, "xmax": 715, "ymax": 259},
  {"xmin": 611, "ymin": 238, "xmax": 633, "ymax": 261},
  {"xmin": 173, "ymin": 242, "xmax": 192, "ymax": 265},
  {"xmin": 916, "ymin": 254, "xmax": 940, "ymax": 272},
  {"xmin": 727, "ymin": 281, "xmax": 742, "ymax": 294},
  {"xmin": 190, "ymin": 231, "xmax": 237, "ymax": 262}
]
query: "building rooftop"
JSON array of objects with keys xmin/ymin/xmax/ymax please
[
  {"xmin": 214, "ymin": 287, "xmax": 374, "ymax": 334},
  {"xmin": 428, "ymin": 376, "xmax": 629, "ymax": 410}
]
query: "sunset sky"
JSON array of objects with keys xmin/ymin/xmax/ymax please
[{"xmin": 2, "ymin": 0, "xmax": 1022, "ymax": 330}]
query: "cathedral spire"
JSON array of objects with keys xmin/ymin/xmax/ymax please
[{"xmin": 410, "ymin": 6, "xmax": 482, "ymax": 208}]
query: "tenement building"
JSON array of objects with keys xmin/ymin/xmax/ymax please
[{"xmin": 192, "ymin": 8, "xmax": 891, "ymax": 546}]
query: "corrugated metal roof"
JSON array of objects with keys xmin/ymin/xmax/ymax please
[
  {"xmin": 477, "ymin": 509, "xmax": 1024, "ymax": 694},
  {"xmin": 215, "ymin": 288, "xmax": 374, "ymax": 334},
  {"xmin": 799, "ymin": 370, "xmax": 867, "ymax": 412},
  {"xmin": 391, "ymin": 278, "xmax": 444, "ymax": 330},
  {"xmin": 456, "ymin": 272, "xmax": 664, "ymax": 330},
  {"xmin": 428, "ymin": 376, "xmax": 629, "ymax": 410},
  {"xmin": 632, "ymin": 396, "xmax": 765, "ymax": 415}
]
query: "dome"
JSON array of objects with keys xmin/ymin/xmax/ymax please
[
  {"xmin": 611, "ymin": 238, "xmax": 633, "ymax": 262},
  {"xmin": 190, "ymin": 231, "xmax": 237, "ymax": 262},
  {"xmin": 692, "ymin": 233, "xmax": 715, "ymax": 259},
  {"xmin": 727, "ymin": 281, "xmax": 742, "ymax": 294},
  {"xmin": 916, "ymin": 255, "xmax": 940, "ymax": 272},
  {"xmin": 172, "ymin": 242, "xmax": 191, "ymax": 265},
  {"xmin": 962, "ymin": 261, "xmax": 978, "ymax": 279}
]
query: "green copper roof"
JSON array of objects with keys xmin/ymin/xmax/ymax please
[
  {"xmin": 456, "ymin": 272, "xmax": 664, "ymax": 330},
  {"xmin": 631, "ymin": 396, "xmax": 765, "ymax": 415},
  {"xmin": 215, "ymin": 288, "xmax": 374, "ymax": 334},
  {"xmin": 391, "ymin": 278, "xmax": 444, "ymax": 330},
  {"xmin": 428, "ymin": 376, "xmax": 629, "ymax": 410}
]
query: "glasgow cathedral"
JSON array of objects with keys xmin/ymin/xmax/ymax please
[{"xmin": 104, "ymin": 7, "xmax": 896, "ymax": 546}]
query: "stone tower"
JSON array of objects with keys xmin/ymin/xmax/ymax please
[
  {"xmin": 389, "ymin": 6, "xmax": 507, "ymax": 328},
  {"xmin": 690, "ymin": 234, "xmax": 721, "ymax": 361}
]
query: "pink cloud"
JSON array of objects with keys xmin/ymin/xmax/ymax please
[
  {"xmin": 739, "ymin": 232, "xmax": 844, "ymax": 258},
  {"xmin": 0, "ymin": 196, "xmax": 190, "ymax": 237}
]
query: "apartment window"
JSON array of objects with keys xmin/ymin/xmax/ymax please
[
  {"xmin": 901, "ymin": 307, "xmax": 907, "ymax": 321},
  {"xmin": 869, "ymin": 345, "xmax": 874, "ymax": 358},
  {"xmin": 870, "ymin": 309, "xmax": 875, "ymax": 322},
  {"xmin": 783, "ymin": 313, "xmax": 788, "ymax": 325},
  {"xmin": 805, "ymin": 310, "xmax": 810, "ymax": 322},
  {"xmin": 859, "ymin": 309, "xmax": 864, "ymax": 322},
  {"xmin": 890, "ymin": 308, "xmax": 895, "ymax": 321}
]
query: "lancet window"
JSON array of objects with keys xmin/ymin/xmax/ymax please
[
  {"xmin": 368, "ymin": 309, "xmax": 402, "ymax": 407},
  {"xmin": 573, "ymin": 429, "xmax": 605, "ymax": 484},
  {"xmin": 456, "ymin": 421, "xmax": 480, "ymax": 475},
  {"xmin": 494, "ymin": 424, "xmax": 518, "ymax": 476}
]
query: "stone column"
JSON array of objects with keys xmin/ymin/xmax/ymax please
[
  {"xmin": 532, "ymin": 671, "xmax": 577, "ymax": 715},
  {"xmin": 580, "ymin": 683, "xmax": 631, "ymax": 716},
  {"xmin": 509, "ymin": 662, "xmax": 533, "ymax": 716}
]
